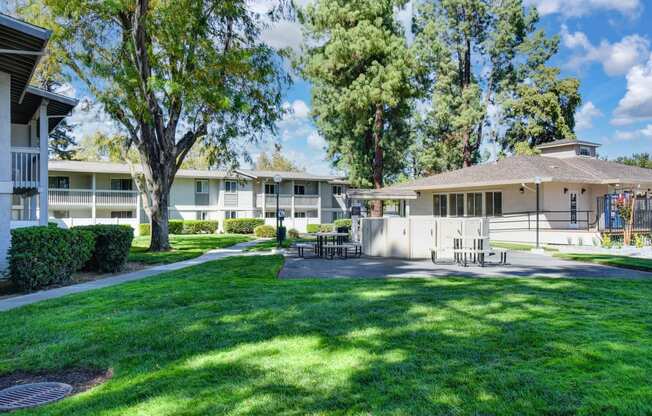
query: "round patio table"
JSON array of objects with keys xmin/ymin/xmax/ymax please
[{"xmin": 314, "ymin": 232, "xmax": 349, "ymax": 257}]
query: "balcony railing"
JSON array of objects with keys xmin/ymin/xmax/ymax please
[
  {"xmin": 256, "ymin": 194, "xmax": 319, "ymax": 209},
  {"xmin": 49, "ymin": 189, "xmax": 138, "ymax": 207},
  {"xmin": 11, "ymin": 147, "xmax": 40, "ymax": 189}
]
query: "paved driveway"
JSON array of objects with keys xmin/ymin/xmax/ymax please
[{"xmin": 279, "ymin": 250, "xmax": 652, "ymax": 280}]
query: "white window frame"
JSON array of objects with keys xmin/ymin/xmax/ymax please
[
  {"xmin": 332, "ymin": 185, "xmax": 343, "ymax": 195},
  {"xmin": 195, "ymin": 179, "xmax": 209, "ymax": 194},
  {"xmin": 294, "ymin": 211, "xmax": 307, "ymax": 218},
  {"xmin": 433, "ymin": 194, "xmax": 448, "ymax": 217},
  {"xmin": 110, "ymin": 177, "xmax": 133, "ymax": 191},
  {"xmin": 485, "ymin": 191, "xmax": 503, "ymax": 217},
  {"xmin": 225, "ymin": 181, "xmax": 238, "ymax": 193},
  {"xmin": 48, "ymin": 176, "xmax": 70, "ymax": 189},
  {"xmin": 449, "ymin": 193, "xmax": 465, "ymax": 217},
  {"xmin": 294, "ymin": 184, "xmax": 305, "ymax": 195},
  {"xmin": 110, "ymin": 210, "xmax": 133, "ymax": 219},
  {"xmin": 265, "ymin": 183, "xmax": 277, "ymax": 195},
  {"xmin": 225, "ymin": 210, "xmax": 237, "ymax": 219},
  {"xmin": 466, "ymin": 192, "xmax": 483, "ymax": 217}
]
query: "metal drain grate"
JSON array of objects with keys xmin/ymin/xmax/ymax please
[{"xmin": 0, "ymin": 382, "xmax": 72, "ymax": 411}]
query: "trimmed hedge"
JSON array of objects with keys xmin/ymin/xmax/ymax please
[
  {"xmin": 254, "ymin": 224, "xmax": 276, "ymax": 238},
  {"xmin": 138, "ymin": 220, "xmax": 218, "ymax": 236},
  {"xmin": 224, "ymin": 218, "xmax": 264, "ymax": 234},
  {"xmin": 9, "ymin": 226, "xmax": 95, "ymax": 292},
  {"xmin": 334, "ymin": 219, "xmax": 352, "ymax": 229},
  {"xmin": 74, "ymin": 225, "xmax": 134, "ymax": 273},
  {"xmin": 288, "ymin": 228, "xmax": 300, "ymax": 239},
  {"xmin": 307, "ymin": 223, "xmax": 335, "ymax": 233}
]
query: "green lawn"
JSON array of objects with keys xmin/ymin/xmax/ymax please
[
  {"xmin": 491, "ymin": 241, "xmax": 559, "ymax": 252},
  {"xmin": 128, "ymin": 234, "xmax": 252, "ymax": 265},
  {"xmin": 244, "ymin": 237, "xmax": 314, "ymax": 252},
  {"xmin": 1, "ymin": 256, "xmax": 652, "ymax": 415},
  {"xmin": 554, "ymin": 252, "xmax": 652, "ymax": 273}
]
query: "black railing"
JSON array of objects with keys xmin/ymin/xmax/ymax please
[{"xmin": 489, "ymin": 210, "xmax": 596, "ymax": 232}]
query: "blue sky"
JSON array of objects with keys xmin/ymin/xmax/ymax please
[{"xmin": 60, "ymin": 0, "xmax": 652, "ymax": 174}]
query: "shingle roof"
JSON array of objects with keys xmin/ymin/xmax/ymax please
[
  {"xmin": 385, "ymin": 156, "xmax": 652, "ymax": 192},
  {"xmin": 48, "ymin": 160, "xmax": 346, "ymax": 182},
  {"xmin": 536, "ymin": 138, "xmax": 601, "ymax": 149}
]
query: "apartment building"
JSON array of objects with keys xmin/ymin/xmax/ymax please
[
  {"xmin": 1, "ymin": 14, "xmax": 78, "ymax": 271},
  {"xmin": 29, "ymin": 160, "xmax": 350, "ymax": 234}
]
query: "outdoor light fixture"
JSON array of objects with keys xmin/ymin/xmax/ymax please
[
  {"xmin": 416, "ymin": 191, "xmax": 421, "ymax": 197},
  {"xmin": 563, "ymin": 187, "xmax": 568, "ymax": 194},
  {"xmin": 581, "ymin": 188, "xmax": 586, "ymax": 194},
  {"xmin": 519, "ymin": 187, "xmax": 525, "ymax": 194}
]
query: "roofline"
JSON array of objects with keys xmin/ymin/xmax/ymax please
[
  {"xmin": 0, "ymin": 13, "xmax": 52, "ymax": 40},
  {"xmin": 536, "ymin": 139, "xmax": 601, "ymax": 149},
  {"xmin": 26, "ymin": 86, "xmax": 79, "ymax": 107}
]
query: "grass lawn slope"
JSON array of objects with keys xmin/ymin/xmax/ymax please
[
  {"xmin": 555, "ymin": 252, "xmax": 652, "ymax": 273},
  {"xmin": 0, "ymin": 256, "xmax": 651, "ymax": 415},
  {"xmin": 128, "ymin": 234, "xmax": 252, "ymax": 265}
]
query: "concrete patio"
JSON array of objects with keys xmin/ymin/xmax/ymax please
[{"xmin": 279, "ymin": 250, "xmax": 652, "ymax": 280}]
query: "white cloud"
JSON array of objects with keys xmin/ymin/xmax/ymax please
[
  {"xmin": 527, "ymin": 0, "xmax": 641, "ymax": 17},
  {"xmin": 261, "ymin": 20, "xmax": 303, "ymax": 50},
  {"xmin": 642, "ymin": 124, "xmax": 652, "ymax": 137},
  {"xmin": 575, "ymin": 101, "xmax": 603, "ymax": 130},
  {"xmin": 561, "ymin": 26, "xmax": 649, "ymax": 76},
  {"xmin": 307, "ymin": 131, "xmax": 326, "ymax": 150},
  {"xmin": 613, "ymin": 54, "xmax": 652, "ymax": 125},
  {"xmin": 614, "ymin": 124, "xmax": 652, "ymax": 140}
]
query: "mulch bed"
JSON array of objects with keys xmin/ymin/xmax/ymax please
[{"xmin": 0, "ymin": 368, "xmax": 112, "ymax": 395}]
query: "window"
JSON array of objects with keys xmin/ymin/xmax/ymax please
[
  {"xmin": 195, "ymin": 180, "xmax": 208, "ymax": 194},
  {"xmin": 225, "ymin": 211, "xmax": 237, "ymax": 219},
  {"xmin": 265, "ymin": 183, "xmax": 277, "ymax": 194},
  {"xmin": 48, "ymin": 176, "xmax": 70, "ymax": 189},
  {"xmin": 332, "ymin": 185, "xmax": 343, "ymax": 195},
  {"xmin": 331, "ymin": 211, "xmax": 345, "ymax": 222},
  {"xmin": 111, "ymin": 178, "xmax": 133, "ymax": 191},
  {"xmin": 294, "ymin": 185, "xmax": 305, "ymax": 195},
  {"xmin": 53, "ymin": 210, "xmax": 69, "ymax": 219},
  {"xmin": 449, "ymin": 194, "xmax": 464, "ymax": 217},
  {"xmin": 433, "ymin": 194, "xmax": 448, "ymax": 217},
  {"xmin": 579, "ymin": 146, "xmax": 592, "ymax": 156},
  {"xmin": 294, "ymin": 211, "xmax": 307, "ymax": 218},
  {"xmin": 197, "ymin": 211, "xmax": 208, "ymax": 220},
  {"xmin": 111, "ymin": 211, "xmax": 133, "ymax": 219},
  {"xmin": 225, "ymin": 181, "xmax": 237, "ymax": 193},
  {"xmin": 485, "ymin": 192, "xmax": 503, "ymax": 216},
  {"xmin": 466, "ymin": 193, "xmax": 483, "ymax": 217},
  {"xmin": 265, "ymin": 211, "xmax": 276, "ymax": 218}
]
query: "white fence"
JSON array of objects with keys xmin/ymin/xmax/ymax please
[
  {"xmin": 49, "ymin": 189, "xmax": 138, "ymax": 207},
  {"xmin": 361, "ymin": 217, "xmax": 489, "ymax": 259}
]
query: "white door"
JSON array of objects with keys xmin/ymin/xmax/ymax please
[
  {"xmin": 410, "ymin": 218, "xmax": 434, "ymax": 259},
  {"xmin": 386, "ymin": 218, "xmax": 410, "ymax": 258}
]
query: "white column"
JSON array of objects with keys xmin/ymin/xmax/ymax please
[
  {"xmin": 29, "ymin": 120, "xmax": 38, "ymax": 221},
  {"xmin": 91, "ymin": 173, "xmax": 97, "ymax": 222},
  {"xmin": 291, "ymin": 180, "xmax": 296, "ymax": 229},
  {"xmin": 317, "ymin": 181, "xmax": 322, "ymax": 223},
  {"xmin": 38, "ymin": 100, "xmax": 49, "ymax": 225},
  {"xmin": 0, "ymin": 72, "xmax": 12, "ymax": 271},
  {"xmin": 261, "ymin": 180, "xmax": 266, "ymax": 218}
]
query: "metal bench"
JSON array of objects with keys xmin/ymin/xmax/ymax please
[
  {"xmin": 323, "ymin": 244, "xmax": 351, "ymax": 259},
  {"xmin": 295, "ymin": 243, "xmax": 317, "ymax": 258},
  {"xmin": 343, "ymin": 242, "xmax": 362, "ymax": 257}
]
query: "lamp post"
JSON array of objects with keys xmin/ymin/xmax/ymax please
[
  {"xmin": 535, "ymin": 176, "xmax": 541, "ymax": 249},
  {"xmin": 273, "ymin": 174, "xmax": 282, "ymax": 247}
]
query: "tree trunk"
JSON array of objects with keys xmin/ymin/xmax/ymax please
[
  {"xmin": 371, "ymin": 104, "xmax": 384, "ymax": 218},
  {"xmin": 462, "ymin": 129, "xmax": 472, "ymax": 168},
  {"xmin": 143, "ymin": 158, "xmax": 174, "ymax": 252}
]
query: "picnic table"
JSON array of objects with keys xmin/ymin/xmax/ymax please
[{"xmin": 314, "ymin": 232, "xmax": 350, "ymax": 257}]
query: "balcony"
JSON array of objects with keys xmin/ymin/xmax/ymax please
[
  {"xmin": 256, "ymin": 194, "xmax": 319, "ymax": 209},
  {"xmin": 11, "ymin": 147, "xmax": 40, "ymax": 189},
  {"xmin": 49, "ymin": 189, "xmax": 138, "ymax": 207}
]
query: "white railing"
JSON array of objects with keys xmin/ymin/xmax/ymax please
[
  {"xmin": 49, "ymin": 189, "xmax": 138, "ymax": 207},
  {"xmin": 264, "ymin": 217, "xmax": 320, "ymax": 233},
  {"xmin": 11, "ymin": 147, "xmax": 40, "ymax": 189},
  {"xmin": 51, "ymin": 217, "xmax": 139, "ymax": 229},
  {"xmin": 256, "ymin": 194, "xmax": 319, "ymax": 209}
]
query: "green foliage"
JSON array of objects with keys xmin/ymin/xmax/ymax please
[
  {"xmin": 288, "ymin": 228, "xmax": 300, "ymax": 239},
  {"xmin": 224, "ymin": 218, "xmax": 265, "ymax": 234},
  {"xmin": 139, "ymin": 223, "xmax": 151, "ymax": 236},
  {"xmin": 334, "ymin": 219, "xmax": 352, "ymax": 229},
  {"xmin": 168, "ymin": 220, "xmax": 184, "ymax": 235},
  {"xmin": 254, "ymin": 225, "xmax": 277, "ymax": 238},
  {"xmin": 255, "ymin": 143, "xmax": 303, "ymax": 172},
  {"xmin": 513, "ymin": 141, "xmax": 542, "ymax": 156},
  {"xmin": 74, "ymin": 225, "xmax": 134, "ymax": 273},
  {"xmin": 299, "ymin": 0, "xmax": 420, "ymax": 189},
  {"xmin": 182, "ymin": 220, "xmax": 218, "ymax": 234},
  {"xmin": 306, "ymin": 223, "xmax": 335, "ymax": 233},
  {"xmin": 9, "ymin": 226, "xmax": 94, "ymax": 292},
  {"xmin": 306, "ymin": 224, "xmax": 321, "ymax": 234},
  {"xmin": 129, "ymin": 234, "xmax": 252, "ymax": 265},
  {"xmin": 601, "ymin": 234, "xmax": 613, "ymax": 249},
  {"xmin": 412, "ymin": 0, "xmax": 580, "ymax": 172},
  {"xmin": 634, "ymin": 234, "xmax": 647, "ymax": 249},
  {"xmin": 615, "ymin": 153, "xmax": 652, "ymax": 169}
]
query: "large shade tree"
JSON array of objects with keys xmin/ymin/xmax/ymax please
[
  {"xmin": 412, "ymin": 0, "xmax": 580, "ymax": 171},
  {"xmin": 45, "ymin": 0, "xmax": 289, "ymax": 250},
  {"xmin": 299, "ymin": 0, "xmax": 420, "ymax": 216}
]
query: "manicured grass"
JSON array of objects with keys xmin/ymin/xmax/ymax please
[
  {"xmin": 128, "ymin": 234, "xmax": 252, "ymax": 265},
  {"xmin": 244, "ymin": 237, "xmax": 315, "ymax": 252},
  {"xmin": 492, "ymin": 241, "xmax": 559, "ymax": 252},
  {"xmin": 1, "ymin": 256, "xmax": 652, "ymax": 414},
  {"xmin": 554, "ymin": 252, "xmax": 652, "ymax": 273}
]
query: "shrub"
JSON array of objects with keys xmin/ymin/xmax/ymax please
[
  {"xmin": 320, "ymin": 223, "xmax": 334, "ymax": 232},
  {"xmin": 183, "ymin": 220, "xmax": 218, "ymax": 234},
  {"xmin": 139, "ymin": 223, "xmax": 150, "ymax": 236},
  {"xmin": 306, "ymin": 223, "xmax": 334, "ymax": 233},
  {"xmin": 74, "ymin": 225, "xmax": 134, "ymax": 273},
  {"xmin": 9, "ymin": 226, "xmax": 95, "ymax": 292},
  {"xmin": 306, "ymin": 224, "xmax": 321, "ymax": 233},
  {"xmin": 601, "ymin": 234, "xmax": 613, "ymax": 249},
  {"xmin": 634, "ymin": 234, "xmax": 646, "ymax": 248},
  {"xmin": 288, "ymin": 228, "xmax": 300, "ymax": 239},
  {"xmin": 224, "ymin": 218, "xmax": 264, "ymax": 234},
  {"xmin": 254, "ymin": 225, "xmax": 276, "ymax": 238},
  {"xmin": 334, "ymin": 219, "xmax": 352, "ymax": 229},
  {"xmin": 169, "ymin": 220, "xmax": 184, "ymax": 235}
]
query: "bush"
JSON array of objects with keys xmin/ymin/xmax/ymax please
[
  {"xmin": 224, "ymin": 218, "xmax": 264, "ymax": 234},
  {"xmin": 334, "ymin": 219, "xmax": 352, "ymax": 229},
  {"xmin": 74, "ymin": 225, "xmax": 134, "ymax": 273},
  {"xmin": 169, "ymin": 220, "xmax": 184, "ymax": 235},
  {"xmin": 9, "ymin": 226, "xmax": 95, "ymax": 292},
  {"xmin": 306, "ymin": 223, "xmax": 334, "ymax": 233},
  {"xmin": 139, "ymin": 223, "xmax": 150, "ymax": 236},
  {"xmin": 254, "ymin": 225, "xmax": 276, "ymax": 238},
  {"xmin": 182, "ymin": 220, "xmax": 218, "ymax": 234},
  {"xmin": 288, "ymin": 228, "xmax": 300, "ymax": 239}
]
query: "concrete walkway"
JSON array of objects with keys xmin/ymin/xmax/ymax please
[
  {"xmin": 0, "ymin": 240, "xmax": 263, "ymax": 312},
  {"xmin": 280, "ymin": 250, "xmax": 652, "ymax": 281}
]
